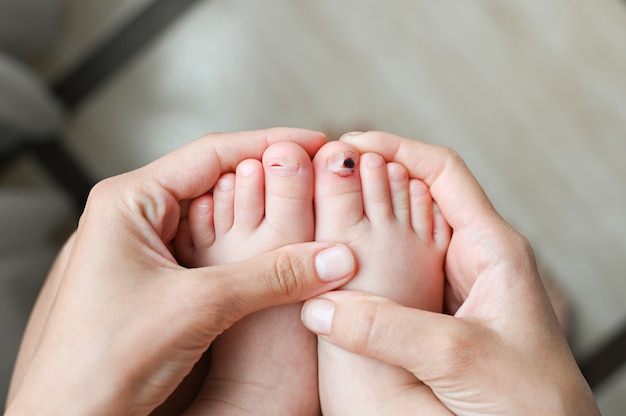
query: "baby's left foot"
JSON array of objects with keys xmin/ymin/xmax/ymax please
[{"xmin": 313, "ymin": 140, "xmax": 452, "ymax": 415}]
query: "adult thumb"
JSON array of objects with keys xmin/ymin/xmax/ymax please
[
  {"xmin": 185, "ymin": 242, "xmax": 356, "ymax": 331},
  {"xmin": 301, "ymin": 291, "xmax": 485, "ymax": 381}
]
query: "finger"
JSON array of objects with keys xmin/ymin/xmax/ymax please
[
  {"xmin": 87, "ymin": 128, "xmax": 325, "ymax": 246},
  {"xmin": 182, "ymin": 243, "xmax": 356, "ymax": 334},
  {"xmin": 340, "ymin": 131, "xmax": 497, "ymax": 229},
  {"xmin": 302, "ymin": 290, "xmax": 597, "ymax": 415},
  {"xmin": 145, "ymin": 127, "xmax": 326, "ymax": 202},
  {"xmin": 300, "ymin": 291, "xmax": 491, "ymax": 382}
]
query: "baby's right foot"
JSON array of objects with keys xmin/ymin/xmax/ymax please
[
  {"xmin": 313, "ymin": 141, "xmax": 451, "ymax": 415},
  {"xmin": 175, "ymin": 141, "xmax": 318, "ymax": 415}
]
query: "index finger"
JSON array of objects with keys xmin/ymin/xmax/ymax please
[
  {"xmin": 341, "ymin": 131, "xmax": 497, "ymax": 229},
  {"xmin": 146, "ymin": 127, "xmax": 326, "ymax": 201}
]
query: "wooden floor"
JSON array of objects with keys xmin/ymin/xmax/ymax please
[{"xmin": 3, "ymin": 0, "xmax": 626, "ymax": 413}]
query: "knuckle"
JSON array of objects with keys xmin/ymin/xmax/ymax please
[
  {"xmin": 268, "ymin": 250, "xmax": 307, "ymax": 299},
  {"xmin": 86, "ymin": 177, "xmax": 132, "ymax": 212},
  {"xmin": 87, "ymin": 177, "xmax": 114, "ymax": 202},
  {"xmin": 346, "ymin": 301, "xmax": 385, "ymax": 356},
  {"xmin": 80, "ymin": 178, "xmax": 120, "ymax": 220},
  {"xmin": 431, "ymin": 332, "xmax": 472, "ymax": 374},
  {"xmin": 513, "ymin": 231, "xmax": 534, "ymax": 255},
  {"xmin": 438, "ymin": 328, "xmax": 472, "ymax": 361},
  {"xmin": 83, "ymin": 176, "xmax": 138, "ymax": 218},
  {"xmin": 440, "ymin": 146, "xmax": 467, "ymax": 168},
  {"xmin": 494, "ymin": 222, "xmax": 538, "ymax": 271},
  {"xmin": 435, "ymin": 324, "xmax": 491, "ymax": 373}
]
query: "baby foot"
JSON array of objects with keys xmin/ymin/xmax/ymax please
[
  {"xmin": 313, "ymin": 141, "xmax": 451, "ymax": 415},
  {"xmin": 175, "ymin": 141, "xmax": 319, "ymax": 415}
]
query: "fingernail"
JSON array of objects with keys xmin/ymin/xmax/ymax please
[
  {"xmin": 341, "ymin": 131, "xmax": 364, "ymax": 138},
  {"xmin": 340, "ymin": 131, "xmax": 363, "ymax": 143},
  {"xmin": 326, "ymin": 151, "xmax": 358, "ymax": 177},
  {"xmin": 315, "ymin": 246, "xmax": 355, "ymax": 282},
  {"xmin": 302, "ymin": 298, "xmax": 335, "ymax": 335},
  {"xmin": 265, "ymin": 157, "xmax": 301, "ymax": 176}
]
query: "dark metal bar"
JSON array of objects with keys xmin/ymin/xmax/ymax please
[
  {"xmin": 579, "ymin": 324, "xmax": 626, "ymax": 390},
  {"xmin": 26, "ymin": 138, "xmax": 94, "ymax": 211},
  {"xmin": 27, "ymin": 0, "xmax": 205, "ymax": 210},
  {"xmin": 52, "ymin": 0, "xmax": 204, "ymax": 110}
]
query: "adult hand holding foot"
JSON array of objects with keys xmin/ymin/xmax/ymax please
[
  {"xmin": 301, "ymin": 131, "xmax": 600, "ymax": 415},
  {"xmin": 5, "ymin": 128, "xmax": 356, "ymax": 416}
]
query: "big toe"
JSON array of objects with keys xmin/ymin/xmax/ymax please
[
  {"xmin": 262, "ymin": 141, "xmax": 315, "ymax": 241},
  {"xmin": 313, "ymin": 141, "xmax": 364, "ymax": 241}
]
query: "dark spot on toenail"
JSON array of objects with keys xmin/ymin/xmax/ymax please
[{"xmin": 327, "ymin": 151, "xmax": 358, "ymax": 176}]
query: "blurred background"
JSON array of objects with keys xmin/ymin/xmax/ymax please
[{"xmin": 1, "ymin": 0, "xmax": 625, "ymax": 413}]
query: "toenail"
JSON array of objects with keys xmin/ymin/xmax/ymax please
[
  {"xmin": 365, "ymin": 153, "xmax": 384, "ymax": 168},
  {"xmin": 326, "ymin": 151, "xmax": 358, "ymax": 177},
  {"xmin": 196, "ymin": 201, "xmax": 212, "ymax": 215},
  {"xmin": 238, "ymin": 162, "xmax": 258, "ymax": 177},
  {"xmin": 265, "ymin": 157, "xmax": 301, "ymax": 176},
  {"xmin": 410, "ymin": 180, "xmax": 428, "ymax": 195},
  {"xmin": 216, "ymin": 176, "xmax": 235, "ymax": 191},
  {"xmin": 388, "ymin": 166, "xmax": 408, "ymax": 182}
]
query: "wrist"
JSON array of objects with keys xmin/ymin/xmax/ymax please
[
  {"xmin": 556, "ymin": 376, "xmax": 600, "ymax": 416},
  {"xmin": 6, "ymin": 378, "xmax": 124, "ymax": 416},
  {"xmin": 5, "ymin": 351, "xmax": 136, "ymax": 416}
]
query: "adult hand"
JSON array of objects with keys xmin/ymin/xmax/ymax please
[
  {"xmin": 6, "ymin": 128, "xmax": 356, "ymax": 416},
  {"xmin": 301, "ymin": 131, "xmax": 599, "ymax": 415}
]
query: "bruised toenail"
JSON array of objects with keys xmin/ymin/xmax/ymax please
[
  {"xmin": 327, "ymin": 151, "xmax": 358, "ymax": 177},
  {"xmin": 265, "ymin": 157, "xmax": 301, "ymax": 176}
]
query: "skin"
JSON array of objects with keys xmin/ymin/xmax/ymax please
[
  {"xmin": 5, "ymin": 128, "xmax": 357, "ymax": 416},
  {"xmin": 312, "ymin": 142, "xmax": 452, "ymax": 415},
  {"xmin": 6, "ymin": 128, "xmax": 599, "ymax": 415},
  {"xmin": 301, "ymin": 131, "xmax": 600, "ymax": 415},
  {"xmin": 175, "ymin": 142, "xmax": 320, "ymax": 415}
]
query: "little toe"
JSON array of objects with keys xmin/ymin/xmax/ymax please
[
  {"xmin": 409, "ymin": 179, "xmax": 435, "ymax": 242},
  {"xmin": 173, "ymin": 214, "xmax": 193, "ymax": 266},
  {"xmin": 386, "ymin": 162, "xmax": 410, "ymax": 224},
  {"xmin": 359, "ymin": 153, "xmax": 394, "ymax": 220},
  {"xmin": 313, "ymin": 141, "xmax": 363, "ymax": 240},
  {"xmin": 262, "ymin": 141, "xmax": 315, "ymax": 241},
  {"xmin": 174, "ymin": 194, "xmax": 217, "ymax": 267}
]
